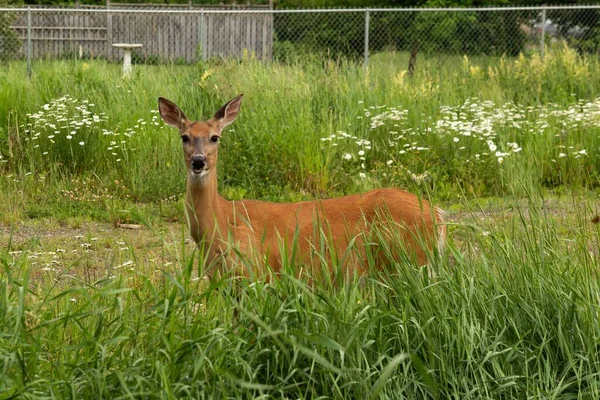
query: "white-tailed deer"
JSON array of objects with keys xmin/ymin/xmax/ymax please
[{"xmin": 159, "ymin": 94, "xmax": 446, "ymax": 279}]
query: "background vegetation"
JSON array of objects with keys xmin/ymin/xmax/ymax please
[
  {"xmin": 2, "ymin": 44, "xmax": 600, "ymax": 209},
  {"xmin": 5, "ymin": 0, "xmax": 600, "ymax": 65}
]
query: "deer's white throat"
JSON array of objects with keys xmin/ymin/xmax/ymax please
[{"xmin": 188, "ymin": 168, "xmax": 210, "ymax": 184}]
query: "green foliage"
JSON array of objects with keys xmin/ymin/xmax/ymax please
[
  {"xmin": 0, "ymin": 9, "xmax": 22, "ymax": 62},
  {"xmin": 2, "ymin": 45, "xmax": 600, "ymax": 203},
  {"xmin": 274, "ymin": 12, "xmax": 366, "ymax": 60},
  {"xmin": 275, "ymin": 7, "xmax": 531, "ymax": 61},
  {"xmin": 1, "ymin": 189, "xmax": 600, "ymax": 397}
]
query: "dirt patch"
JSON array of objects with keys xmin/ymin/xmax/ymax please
[
  {"xmin": 1, "ymin": 219, "xmax": 197, "ymax": 287},
  {"xmin": 2, "ymin": 196, "xmax": 598, "ymax": 287}
]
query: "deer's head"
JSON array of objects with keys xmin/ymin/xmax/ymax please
[{"xmin": 158, "ymin": 94, "xmax": 243, "ymax": 183}]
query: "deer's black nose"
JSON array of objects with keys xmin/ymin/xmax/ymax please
[{"xmin": 191, "ymin": 154, "xmax": 206, "ymax": 170}]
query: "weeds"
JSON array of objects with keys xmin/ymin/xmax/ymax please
[
  {"xmin": 1, "ymin": 191, "xmax": 600, "ymax": 397},
  {"xmin": 2, "ymin": 44, "xmax": 600, "ymax": 204}
]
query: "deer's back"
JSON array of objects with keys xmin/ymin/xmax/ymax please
[{"xmin": 227, "ymin": 188, "xmax": 440, "ymax": 270}]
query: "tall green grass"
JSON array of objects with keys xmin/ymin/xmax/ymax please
[
  {"xmin": 1, "ymin": 188, "xmax": 600, "ymax": 398},
  {"xmin": 1, "ymin": 43, "xmax": 600, "ymax": 208}
]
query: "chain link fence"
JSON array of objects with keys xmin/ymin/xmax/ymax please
[{"xmin": 1, "ymin": 5, "xmax": 599, "ymax": 70}]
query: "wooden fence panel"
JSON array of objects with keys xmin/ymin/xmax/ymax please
[
  {"xmin": 7, "ymin": 8, "xmax": 273, "ymax": 63},
  {"xmin": 202, "ymin": 13, "xmax": 273, "ymax": 60}
]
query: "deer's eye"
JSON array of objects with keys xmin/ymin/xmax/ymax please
[
  {"xmin": 210, "ymin": 135, "xmax": 220, "ymax": 143},
  {"xmin": 181, "ymin": 135, "xmax": 190, "ymax": 143}
]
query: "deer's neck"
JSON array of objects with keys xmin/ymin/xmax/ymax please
[{"xmin": 185, "ymin": 169, "xmax": 228, "ymax": 245}]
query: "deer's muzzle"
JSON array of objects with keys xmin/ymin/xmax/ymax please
[{"xmin": 191, "ymin": 154, "xmax": 206, "ymax": 172}]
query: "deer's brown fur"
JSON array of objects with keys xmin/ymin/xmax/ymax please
[{"xmin": 159, "ymin": 95, "xmax": 446, "ymax": 279}]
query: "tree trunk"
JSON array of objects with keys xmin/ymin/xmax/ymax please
[{"xmin": 408, "ymin": 42, "xmax": 418, "ymax": 78}]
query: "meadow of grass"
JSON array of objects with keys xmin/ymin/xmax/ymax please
[{"xmin": 2, "ymin": 43, "xmax": 600, "ymax": 397}]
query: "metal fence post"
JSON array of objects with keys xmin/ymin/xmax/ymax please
[
  {"xmin": 27, "ymin": 7, "xmax": 31, "ymax": 79},
  {"xmin": 364, "ymin": 8, "xmax": 370, "ymax": 68},
  {"xmin": 200, "ymin": 9, "xmax": 206, "ymax": 61},
  {"xmin": 106, "ymin": 0, "xmax": 112, "ymax": 60},
  {"xmin": 540, "ymin": 6, "xmax": 546, "ymax": 59}
]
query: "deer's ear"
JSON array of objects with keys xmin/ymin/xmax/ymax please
[
  {"xmin": 213, "ymin": 94, "xmax": 243, "ymax": 130},
  {"xmin": 159, "ymin": 97, "xmax": 189, "ymax": 130}
]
